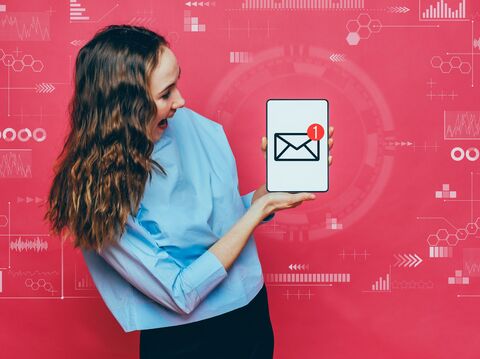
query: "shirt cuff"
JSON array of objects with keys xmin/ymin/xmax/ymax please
[
  {"xmin": 181, "ymin": 250, "xmax": 228, "ymax": 302},
  {"xmin": 261, "ymin": 212, "xmax": 275, "ymax": 223},
  {"xmin": 241, "ymin": 190, "xmax": 255, "ymax": 210},
  {"xmin": 241, "ymin": 190, "xmax": 275, "ymax": 223}
]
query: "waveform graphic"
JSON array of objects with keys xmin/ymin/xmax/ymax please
[
  {"xmin": 10, "ymin": 236, "xmax": 48, "ymax": 253},
  {"xmin": 444, "ymin": 111, "xmax": 480, "ymax": 140},
  {"xmin": 0, "ymin": 12, "xmax": 50, "ymax": 41},
  {"xmin": 0, "ymin": 150, "xmax": 32, "ymax": 178},
  {"xmin": 464, "ymin": 262, "xmax": 480, "ymax": 275},
  {"xmin": 474, "ymin": 38, "xmax": 480, "ymax": 50},
  {"xmin": 463, "ymin": 248, "xmax": 480, "ymax": 277}
]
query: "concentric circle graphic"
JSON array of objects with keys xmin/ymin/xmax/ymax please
[{"xmin": 206, "ymin": 45, "xmax": 395, "ymax": 240}]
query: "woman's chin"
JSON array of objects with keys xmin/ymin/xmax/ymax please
[{"xmin": 149, "ymin": 128, "xmax": 164, "ymax": 143}]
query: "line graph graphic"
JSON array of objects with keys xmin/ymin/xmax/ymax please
[
  {"xmin": 0, "ymin": 12, "xmax": 50, "ymax": 41},
  {"xmin": 0, "ymin": 149, "xmax": 32, "ymax": 178},
  {"xmin": 444, "ymin": 111, "xmax": 480, "ymax": 140}
]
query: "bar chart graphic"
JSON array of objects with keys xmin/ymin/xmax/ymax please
[
  {"xmin": 429, "ymin": 246, "xmax": 453, "ymax": 258},
  {"xmin": 240, "ymin": 0, "xmax": 364, "ymax": 10},
  {"xmin": 74, "ymin": 265, "xmax": 95, "ymax": 290},
  {"xmin": 419, "ymin": 0, "xmax": 467, "ymax": 21},
  {"xmin": 369, "ymin": 267, "xmax": 391, "ymax": 292},
  {"xmin": 69, "ymin": 0, "xmax": 90, "ymax": 22},
  {"xmin": 229, "ymin": 51, "xmax": 252, "ymax": 63}
]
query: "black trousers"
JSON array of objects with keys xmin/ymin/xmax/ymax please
[{"xmin": 139, "ymin": 285, "xmax": 274, "ymax": 359}]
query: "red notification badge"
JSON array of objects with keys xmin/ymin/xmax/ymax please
[{"xmin": 307, "ymin": 123, "xmax": 325, "ymax": 141}]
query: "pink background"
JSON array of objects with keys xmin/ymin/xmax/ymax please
[{"xmin": 1, "ymin": 0, "xmax": 480, "ymax": 358}]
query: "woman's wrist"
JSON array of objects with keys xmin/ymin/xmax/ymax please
[{"xmin": 249, "ymin": 195, "xmax": 272, "ymax": 222}]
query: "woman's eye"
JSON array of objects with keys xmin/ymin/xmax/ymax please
[{"xmin": 161, "ymin": 91, "xmax": 171, "ymax": 100}]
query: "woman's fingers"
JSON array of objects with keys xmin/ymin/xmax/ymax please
[
  {"xmin": 293, "ymin": 192, "xmax": 316, "ymax": 202},
  {"xmin": 328, "ymin": 126, "xmax": 334, "ymax": 164},
  {"xmin": 328, "ymin": 138, "xmax": 333, "ymax": 150},
  {"xmin": 329, "ymin": 126, "xmax": 334, "ymax": 137}
]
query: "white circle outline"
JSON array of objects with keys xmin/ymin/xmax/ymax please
[
  {"xmin": 17, "ymin": 128, "xmax": 32, "ymax": 142},
  {"xmin": 2, "ymin": 128, "xmax": 16, "ymax": 142},
  {"xmin": 451, "ymin": 147, "xmax": 465, "ymax": 161},
  {"xmin": 33, "ymin": 127, "xmax": 47, "ymax": 142},
  {"xmin": 466, "ymin": 147, "xmax": 480, "ymax": 161}
]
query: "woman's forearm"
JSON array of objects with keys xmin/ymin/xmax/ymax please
[{"xmin": 208, "ymin": 200, "xmax": 266, "ymax": 271}]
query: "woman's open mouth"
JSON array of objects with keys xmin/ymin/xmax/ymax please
[{"xmin": 158, "ymin": 118, "xmax": 168, "ymax": 129}]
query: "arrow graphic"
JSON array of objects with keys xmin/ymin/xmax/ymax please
[
  {"xmin": 35, "ymin": 83, "xmax": 55, "ymax": 93},
  {"xmin": 386, "ymin": 6, "xmax": 410, "ymax": 13},
  {"xmin": 394, "ymin": 254, "xmax": 423, "ymax": 268},
  {"xmin": 288, "ymin": 264, "xmax": 310, "ymax": 271},
  {"xmin": 329, "ymin": 53, "xmax": 346, "ymax": 62}
]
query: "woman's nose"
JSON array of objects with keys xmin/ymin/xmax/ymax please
[{"xmin": 172, "ymin": 89, "xmax": 185, "ymax": 109}]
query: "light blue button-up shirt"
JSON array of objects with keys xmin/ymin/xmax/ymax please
[{"xmin": 82, "ymin": 107, "xmax": 273, "ymax": 332}]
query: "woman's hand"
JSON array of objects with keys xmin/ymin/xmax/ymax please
[{"xmin": 253, "ymin": 192, "xmax": 316, "ymax": 219}]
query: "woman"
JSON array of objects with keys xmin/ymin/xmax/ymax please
[{"xmin": 45, "ymin": 25, "xmax": 334, "ymax": 358}]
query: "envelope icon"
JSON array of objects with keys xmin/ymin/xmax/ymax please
[{"xmin": 274, "ymin": 133, "xmax": 320, "ymax": 161}]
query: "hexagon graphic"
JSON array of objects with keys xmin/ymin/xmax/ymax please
[
  {"xmin": 456, "ymin": 229, "xmax": 468, "ymax": 240},
  {"xmin": 346, "ymin": 32, "xmax": 361, "ymax": 46},
  {"xmin": 357, "ymin": 13, "xmax": 371, "ymax": 26},
  {"xmin": 460, "ymin": 62, "xmax": 471, "ymax": 74},
  {"xmin": 431, "ymin": 56, "xmax": 442, "ymax": 68},
  {"xmin": 346, "ymin": 20, "xmax": 360, "ymax": 33},
  {"xmin": 0, "ymin": 49, "xmax": 5, "ymax": 61},
  {"xmin": 449, "ymin": 56, "xmax": 462, "ymax": 68},
  {"xmin": 3, "ymin": 54, "xmax": 14, "ymax": 66},
  {"xmin": 475, "ymin": 217, "xmax": 480, "ymax": 229},
  {"xmin": 440, "ymin": 62, "xmax": 452, "ymax": 74},
  {"xmin": 466, "ymin": 223, "xmax": 477, "ymax": 234},
  {"xmin": 22, "ymin": 54, "xmax": 34, "ymax": 66},
  {"xmin": 446, "ymin": 234, "xmax": 458, "ymax": 246},
  {"xmin": 436, "ymin": 229, "xmax": 449, "ymax": 240},
  {"xmin": 31, "ymin": 60, "xmax": 44, "ymax": 72},
  {"xmin": 369, "ymin": 19, "xmax": 382, "ymax": 33},
  {"xmin": 427, "ymin": 234, "xmax": 439, "ymax": 246},
  {"xmin": 11, "ymin": 60, "xmax": 24, "ymax": 72},
  {"xmin": 358, "ymin": 26, "xmax": 371, "ymax": 39}
]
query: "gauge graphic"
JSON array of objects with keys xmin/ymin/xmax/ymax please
[{"xmin": 206, "ymin": 45, "xmax": 394, "ymax": 240}]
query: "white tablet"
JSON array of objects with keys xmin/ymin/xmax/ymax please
[{"xmin": 266, "ymin": 99, "xmax": 329, "ymax": 192}]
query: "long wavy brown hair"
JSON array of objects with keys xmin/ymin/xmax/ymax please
[{"xmin": 44, "ymin": 25, "xmax": 168, "ymax": 252}]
